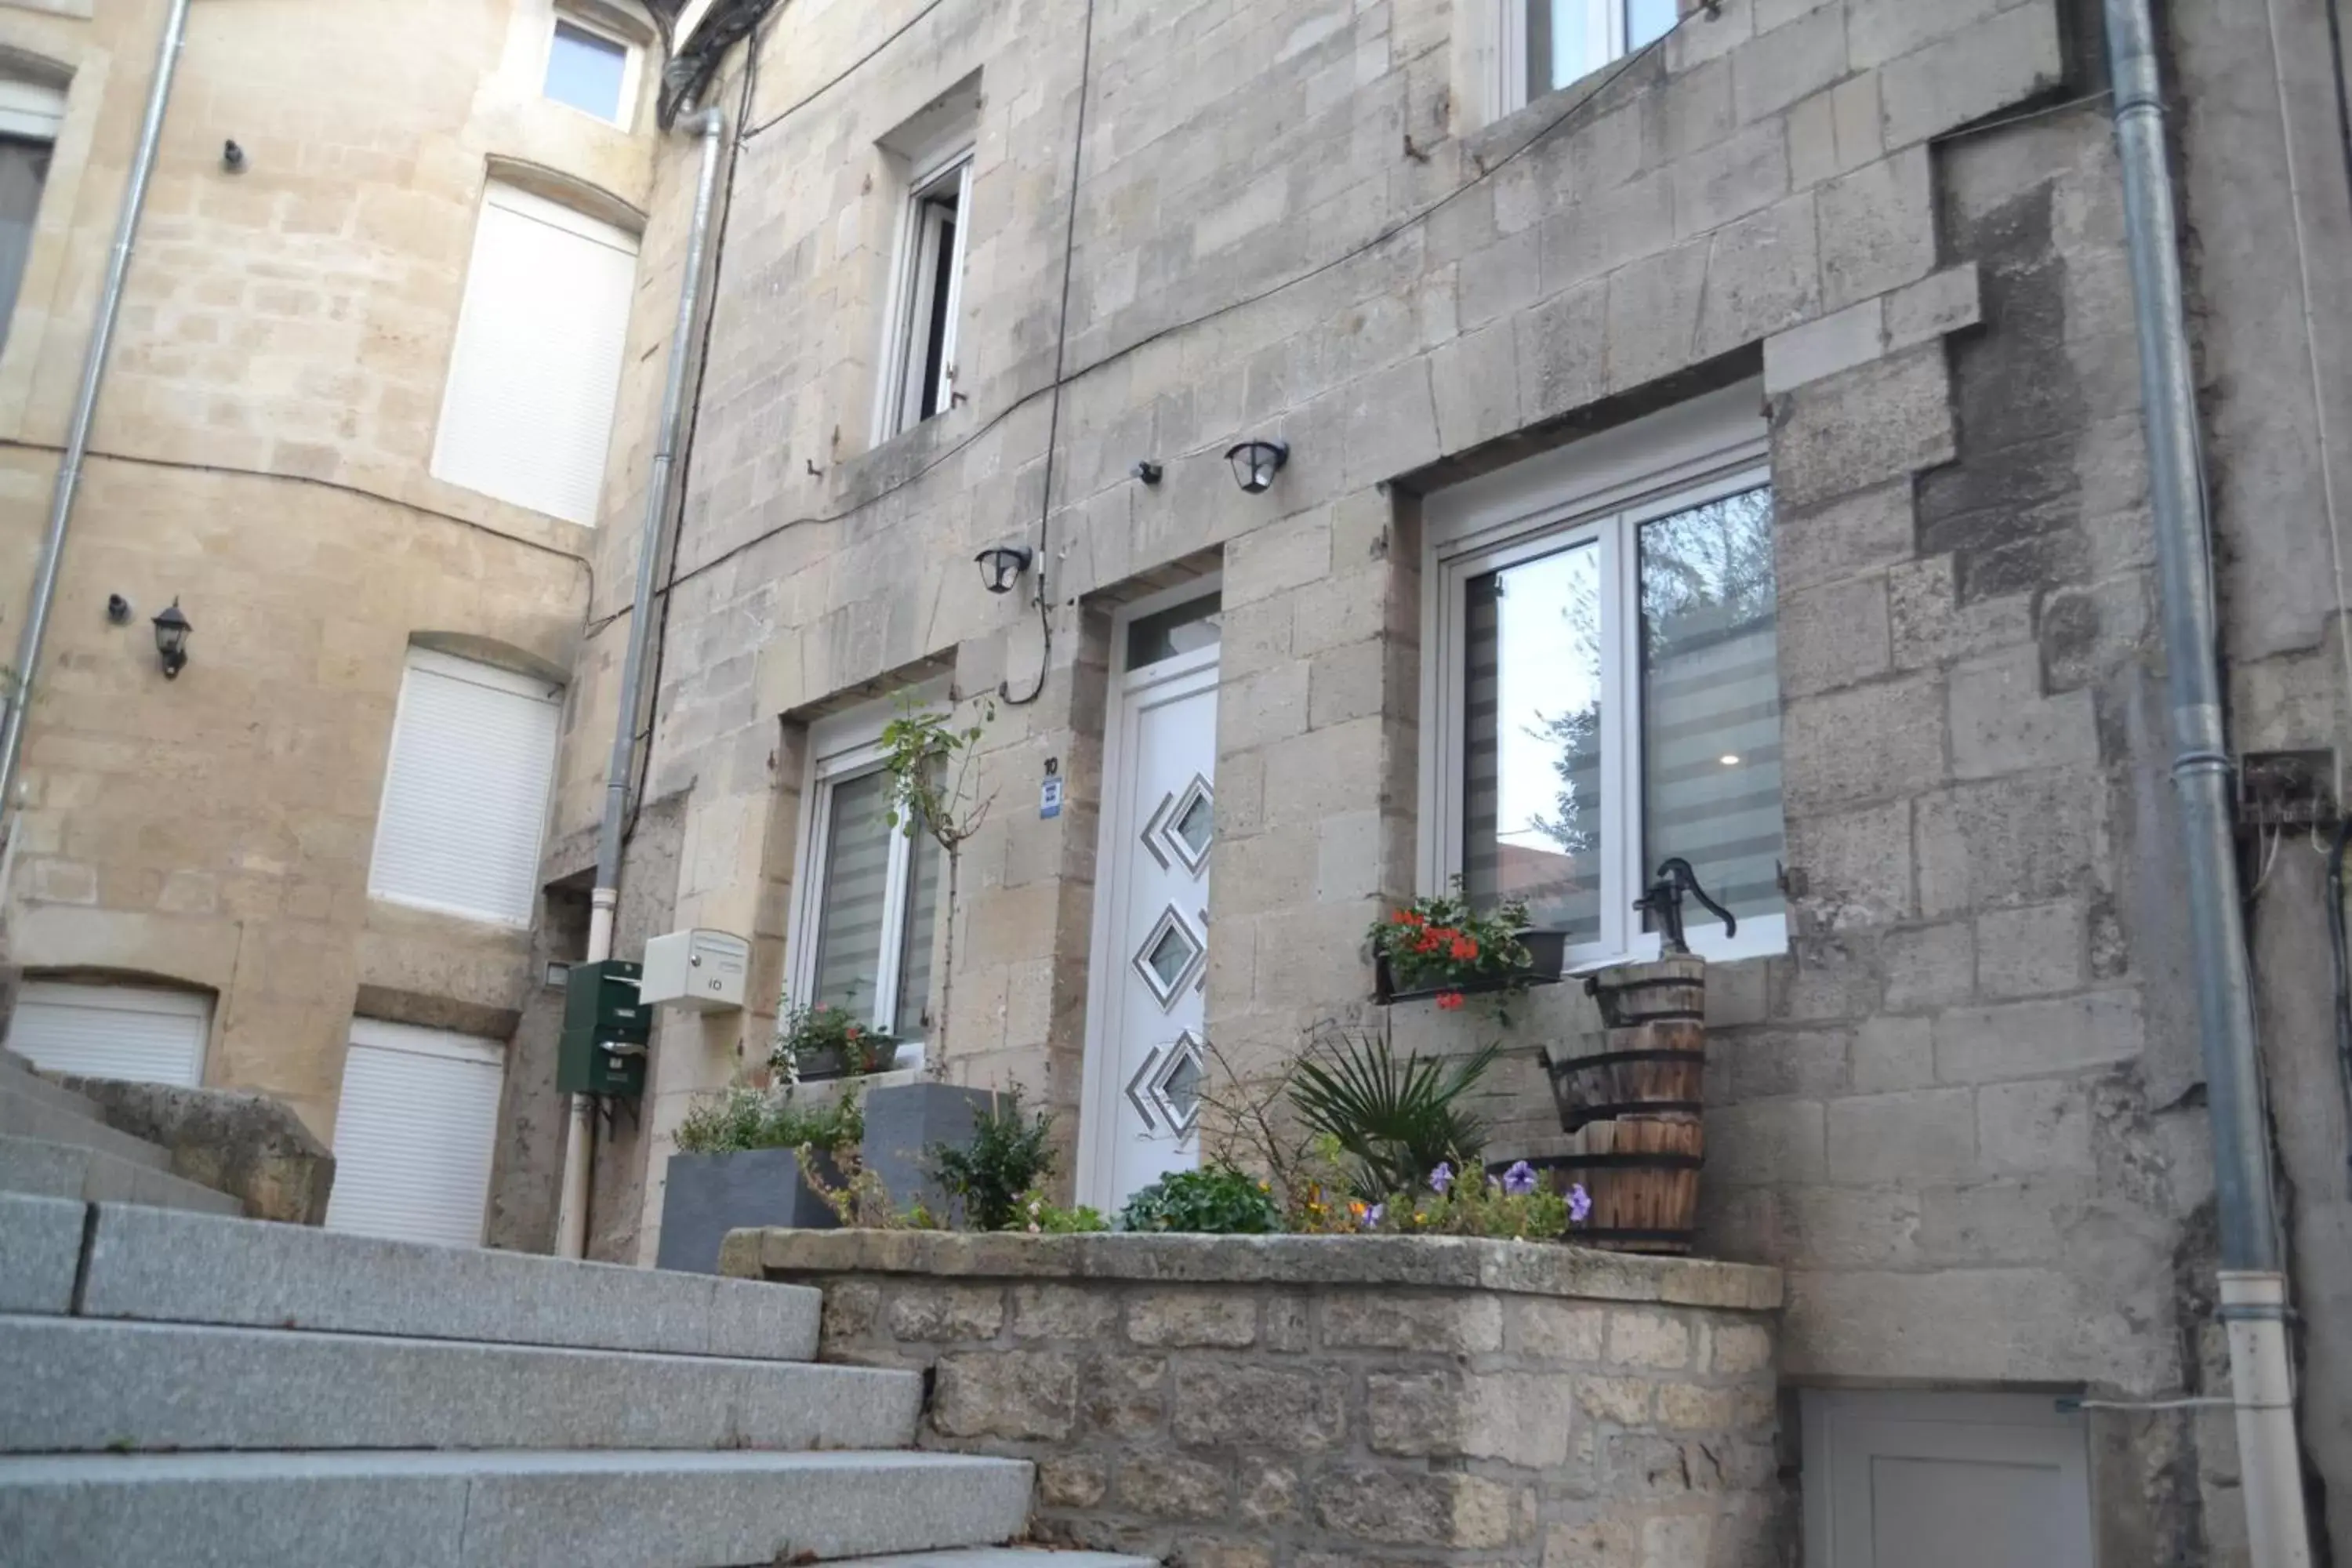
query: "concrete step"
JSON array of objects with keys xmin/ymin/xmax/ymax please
[
  {"xmin": 74, "ymin": 1202, "xmax": 822, "ymax": 1359},
  {"xmin": 0, "ymin": 1194, "xmax": 85, "ymax": 1314},
  {"xmin": 0, "ymin": 1448, "xmax": 1035, "ymax": 1568},
  {"xmin": 829, "ymin": 1555, "xmax": 1160, "ymax": 1567},
  {"xmin": 0, "ymin": 1080, "xmax": 172, "ymax": 1170},
  {"xmin": 0, "ymin": 1134, "xmax": 241, "ymax": 1215},
  {"xmin": 0, "ymin": 1051, "xmax": 118, "ymax": 1120},
  {"xmin": 0, "ymin": 1314, "xmax": 924, "ymax": 1454}
]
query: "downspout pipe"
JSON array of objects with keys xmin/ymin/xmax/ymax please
[
  {"xmin": 0, "ymin": 0, "xmax": 191, "ymax": 864},
  {"xmin": 2103, "ymin": 3, "xmax": 2315, "ymax": 1563},
  {"xmin": 554, "ymin": 103, "xmax": 728, "ymax": 1261}
]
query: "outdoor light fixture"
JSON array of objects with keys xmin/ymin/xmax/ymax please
[
  {"xmin": 1224, "ymin": 437, "xmax": 1289, "ymax": 494},
  {"xmin": 1131, "ymin": 459, "xmax": 1163, "ymax": 485},
  {"xmin": 151, "ymin": 598, "xmax": 191, "ymax": 678},
  {"xmin": 974, "ymin": 543, "xmax": 1034, "ymax": 596},
  {"xmin": 106, "ymin": 593, "xmax": 132, "ymax": 625}
]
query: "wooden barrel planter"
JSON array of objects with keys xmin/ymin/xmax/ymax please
[{"xmin": 1530, "ymin": 956, "xmax": 1708, "ymax": 1254}]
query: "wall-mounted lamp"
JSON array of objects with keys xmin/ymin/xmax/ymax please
[
  {"xmin": 974, "ymin": 543, "xmax": 1034, "ymax": 596},
  {"xmin": 222, "ymin": 140, "xmax": 246, "ymax": 172},
  {"xmin": 151, "ymin": 598, "xmax": 191, "ymax": 678},
  {"xmin": 1224, "ymin": 438, "xmax": 1290, "ymax": 495},
  {"xmin": 1131, "ymin": 459, "xmax": 1163, "ymax": 486},
  {"xmin": 106, "ymin": 593, "xmax": 132, "ymax": 626}
]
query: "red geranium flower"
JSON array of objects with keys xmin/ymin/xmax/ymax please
[
  {"xmin": 1436, "ymin": 991, "xmax": 1466, "ymax": 1011},
  {"xmin": 1450, "ymin": 936, "xmax": 1478, "ymax": 961}
]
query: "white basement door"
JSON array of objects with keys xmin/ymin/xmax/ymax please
[
  {"xmin": 1802, "ymin": 1390, "xmax": 2095, "ymax": 1568},
  {"xmin": 7, "ymin": 981, "xmax": 209, "ymax": 1086},
  {"xmin": 325, "ymin": 1019, "xmax": 506, "ymax": 1249}
]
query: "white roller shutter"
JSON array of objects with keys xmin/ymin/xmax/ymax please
[
  {"xmin": 6, "ymin": 982, "xmax": 209, "ymax": 1086},
  {"xmin": 368, "ymin": 647, "xmax": 561, "ymax": 927},
  {"xmin": 430, "ymin": 180, "xmax": 638, "ymax": 526},
  {"xmin": 325, "ymin": 1019, "xmax": 505, "ymax": 1249}
]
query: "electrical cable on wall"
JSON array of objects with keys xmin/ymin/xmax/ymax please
[{"xmin": 2328, "ymin": 818, "xmax": 2352, "ymax": 1193}]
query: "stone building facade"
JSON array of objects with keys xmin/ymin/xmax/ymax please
[
  {"xmin": 533, "ymin": 0, "xmax": 2352, "ymax": 1560},
  {"xmin": 0, "ymin": 0, "xmax": 677, "ymax": 1201}
]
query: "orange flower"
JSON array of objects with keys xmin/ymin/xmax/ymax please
[
  {"xmin": 1392, "ymin": 909, "xmax": 1419, "ymax": 926},
  {"xmin": 1450, "ymin": 936, "xmax": 1478, "ymax": 961},
  {"xmin": 1437, "ymin": 991, "xmax": 1466, "ymax": 1011},
  {"xmin": 1414, "ymin": 933, "xmax": 1441, "ymax": 953}
]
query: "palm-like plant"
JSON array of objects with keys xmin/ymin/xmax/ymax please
[{"xmin": 1289, "ymin": 1029, "xmax": 1501, "ymax": 1200}]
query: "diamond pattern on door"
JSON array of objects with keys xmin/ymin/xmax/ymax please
[
  {"xmin": 1140, "ymin": 774, "xmax": 1214, "ymax": 877},
  {"xmin": 1132, "ymin": 906, "xmax": 1206, "ymax": 1008},
  {"xmin": 1123, "ymin": 1029, "xmax": 1207, "ymax": 1135}
]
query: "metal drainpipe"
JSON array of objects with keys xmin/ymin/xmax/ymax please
[
  {"xmin": 2104, "ymin": 2, "xmax": 2315, "ymax": 1562},
  {"xmin": 0, "ymin": 0, "xmax": 192, "ymax": 866},
  {"xmin": 554, "ymin": 103, "xmax": 728, "ymax": 1261}
]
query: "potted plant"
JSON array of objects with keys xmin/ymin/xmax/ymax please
[
  {"xmin": 655, "ymin": 1085, "xmax": 864, "ymax": 1273},
  {"xmin": 1367, "ymin": 883, "xmax": 1565, "ymax": 1010},
  {"xmin": 771, "ymin": 994, "xmax": 896, "ymax": 1083}
]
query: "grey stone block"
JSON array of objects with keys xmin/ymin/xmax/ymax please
[
  {"xmin": 826, "ymin": 1555, "xmax": 1157, "ymax": 1568},
  {"xmin": 657, "ymin": 1148, "xmax": 838, "ymax": 1277},
  {"xmin": 0, "ymin": 1135, "xmax": 242, "ymax": 1215},
  {"xmin": 58, "ymin": 1075, "xmax": 336, "ymax": 1225},
  {"xmin": 0, "ymin": 1192, "xmax": 84, "ymax": 1313},
  {"xmin": 78, "ymin": 1203, "xmax": 822, "ymax": 1361},
  {"xmin": 862, "ymin": 1083, "xmax": 998, "ymax": 1223},
  {"xmin": 0, "ymin": 1449, "xmax": 1034, "ymax": 1568},
  {"xmin": 0, "ymin": 1083, "xmax": 170, "ymax": 1171},
  {"xmin": 1933, "ymin": 990, "xmax": 2145, "ymax": 1085},
  {"xmin": 0, "ymin": 1316, "xmax": 920, "ymax": 1454}
]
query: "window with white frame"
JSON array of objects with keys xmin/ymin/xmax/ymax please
[
  {"xmin": 1498, "ymin": 0, "xmax": 1680, "ymax": 115},
  {"xmin": 787, "ymin": 704, "xmax": 946, "ymax": 1051},
  {"xmin": 543, "ymin": 9, "xmax": 640, "ymax": 127},
  {"xmin": 431, "ymin": 179, "xmax": 639, "ymax": 526},
  {"xmin": 0, "ymin": 75, "xmax": 66, "ymax": 358},
  {"xmin": 368, "ymin": 647, "xmax": 563, "ymax": 927},
  {"xmin": 1421, "ymin": 383, "xmax": 1785, "ymax": 964},
  {"xmin": 874, "ymin": 82, "xmax": 978, "ymax": 442}
]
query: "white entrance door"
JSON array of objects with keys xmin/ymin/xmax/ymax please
[
  {"xmin": 8, "ymin": 982, "xmax": 209, "ymax": 1086},
  {"xmin": 1802, "ymin": 1391, "xmax": 2096, "ymax": 1567},
  {"xmin": 1080, "ymin": 590, "xmax": 1221, "ymax": 1212},
  {"xmin": 325, "ymin": 1018, "xmax": 505, "ymax": 1249}
]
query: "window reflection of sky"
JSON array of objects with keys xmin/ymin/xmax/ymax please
[
  {"xmin": 1493, "ymin": 544, "xmax": 1599, "ymax": 857},
  {"xmin": 546, "ymin": 22, "xmax": 627, "ymax": 122}
]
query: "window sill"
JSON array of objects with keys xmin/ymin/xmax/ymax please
[
  {"xmin": 1563, "ymin": 913, "xmax": 1788, "ymax": 974},
  {"xmin": 1461, "ymin": 43, "xmax": 1665, "ymax": 173}
]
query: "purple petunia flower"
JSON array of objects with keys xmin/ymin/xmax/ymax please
[
  {"xmin": 1363, "ymin": 1203, "xmax": 1385, "ymax": 1230},
  {"xmin": 1567, "ymin": 1183, "xmax": 1593, "ymax": 1224},
  {"xmin": 1428, "ymin": 1161, "xmax": 1454, "ymax": 1195},
  {"xmin": 1502, "ymin": 1160, "xmax": 1537, "ymax": 1196}
]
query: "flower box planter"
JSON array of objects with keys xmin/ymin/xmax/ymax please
[
  {"xmin": 1373, "ymin": 928, "xmax": 1568, "ymax": 1004},
  {"xmin": 655, "ymin": 1146, "xmax": 840, "ymax": 1275}
]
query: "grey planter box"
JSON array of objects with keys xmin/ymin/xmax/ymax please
[
  {"xmin": 861, "ymin": 1082, "xmax": 996, "ymax": 1223},
  {"xmin": 655, "ymin": 1147, "xmax": 838, "ymax": 1275}
]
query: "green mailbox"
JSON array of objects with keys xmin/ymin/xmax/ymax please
[{"xmin": 557, "ymin": 960, "xmax": 650, "ymax": 1097}]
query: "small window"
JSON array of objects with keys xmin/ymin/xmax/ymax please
[
  {"xmin": 368, "ymin": 648, "xmax": 562, "ymax": 927},
  {"xmin": 0, "ymin": 76, "xmax": 66, "ymax": 358},
  {"xmin": 325, "ymin": 1019, "xmax": 505, "ymax": 1249},
  {"xmin": 9, "ymin": 981, "xmax": 209, "ymax": 1087},
  {"xmin": 544, "ymin": 14, "xmax": 637, "ymax": 127},
  {"xmin": 788, "ymin": 709, "xmax": 946, "ymax": 1051},
  {"xmin": 879, "ymin": 154, "xmax": 974, "ymax": 437},
  {"xmin": 431, "ymin": 180, "xmax": 640, "ymax": 524},
  {"xmin": 1501, "ymin": 0, "xmax": 1679, "ymax": 115},
  {"xmin": 1423, "ymin": 387, "xmax": 1785, "ymax": 964}
]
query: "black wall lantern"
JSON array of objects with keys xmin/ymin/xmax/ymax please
[
  {"xmin": 1225, "ymin": 437, "xmax": 1289, "ymax": 494},
  {"xmin": 974, "ymin": 543, "xmax": 1034, "ymax": 596},
  {"xmin": 151, "ymin": 598, "xmax": 191, "ymax": 678}
]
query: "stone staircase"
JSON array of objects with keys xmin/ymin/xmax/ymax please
[
  {"xmin": 0, "ymin": 1185, "xmax": 1155, "ymax": 1566},
  {"xmin": 0, "ymin": 1046, "xmax": 245, "ymax": 1215}
]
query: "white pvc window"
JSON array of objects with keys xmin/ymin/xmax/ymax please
[
  {"xmin": 431, "ymin": 180, "xmax": 639, "ymax": 526},
  {"xmin": 877, "ymin": 151, "xmax": 973, "ymax": 439},
  {"xmin": 1499, "ymin": 0, "xmax": 1679, "ymax": 114},
  {"xmin": 368, "ymin": 648, "xmax": 561, "ymax": 927},
  {"xmin": 1421, "ymin": 383, "xmax": 1786, "ymax": 966},
  {"xmin": 8, "ymin": 981, "xmax": 209, "ymax": 1087},
  {"xmin": 544, "ymin": 13, "xmax": 639, "ymax": 128},
  {"xmin": 786, "ymin": 705, "xmax": 944, "ymax": 1047},
  {"xmin": 0, "ymin": 77, "xmax": 64, "ymax": 358},
  {"xmin": 325, "ymin": 1019, "xmax": 505, "ymax": 1249}
]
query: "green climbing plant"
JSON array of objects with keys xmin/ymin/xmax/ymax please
[{"xmin": 877, "ymin": 695, "xmax": 995, "ymax": 1071}]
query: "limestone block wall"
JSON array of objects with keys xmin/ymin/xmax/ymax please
[
  {"xmin": 734, "ymin": 1229, "xmax": 1787, "ymax": 1567},
  {"xmin": 0, "ymin": 0, "xmax": 667, "ymax": 1139}
]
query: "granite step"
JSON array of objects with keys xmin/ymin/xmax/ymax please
[
  {"xmin": 0, "ymin": 1448, "xmax": 1036, "ymax": 1568},
  {"xmin": 0, "ymin": 1133, "xmax": 241, "ymax": 1215},
  {"xmin": 64, "ymin": 1201, "xmax": 822, "ymax": 1360},
  {"xmin": 829, "ymin": 1555, "xmax": 1160, "ymax": 1567},
  {"xmin": 0, "ymin": 1313, "xmax": 923, "ymax": 1454},
  {"xmin": 0, "ymin": 1080, "xmax": 173, "ymax": 1170}
]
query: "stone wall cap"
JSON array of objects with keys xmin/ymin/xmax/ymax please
[{"xmin": 729, "ymin": 1229, "xmax": 1782, "ymax": 1311}]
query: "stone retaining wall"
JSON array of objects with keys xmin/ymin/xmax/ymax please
[{"xmin": 725, "ymin": 1229, "xmax": 1785, "ymax": 1566}]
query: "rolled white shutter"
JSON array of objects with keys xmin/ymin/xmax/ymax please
[
  {"xmin": 367, "ymin": 648, "xmax": 561, "ymax": 926},
  {"xmin": 430, "ymin": 181, "xmax": 639, "ymax": 526},
  {"xmin": 325, "ymin": 1020, "xmax": 505, "ymax": 1249},
  {"xmin": 6, "ymin": 982, "xmax": 208, "ymax": 1087}
]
